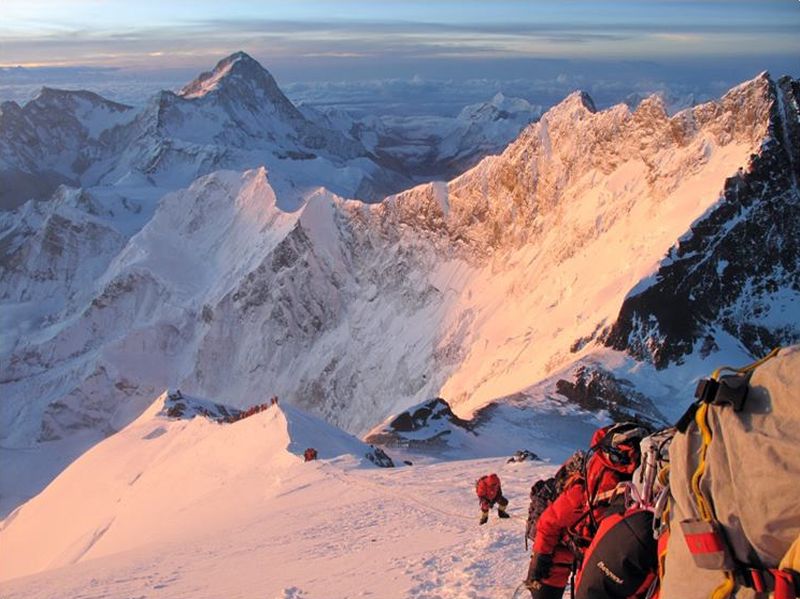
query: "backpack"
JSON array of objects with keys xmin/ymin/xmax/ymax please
[
  {"xmin": 572, "ymin": 426, "xmax": 673, "ymax": 599},
  {"xmin": 525, "ymin": 449, "xmax": 586, "ymax": 549},
  {"xmin": 575, "ymin": 502, "xmax": 659, "ymax": 599},
  {"xmin": 662, "ymin": 347, "xmax": 800, "ymax": 599}
]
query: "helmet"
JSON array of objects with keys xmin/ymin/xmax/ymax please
[{"xmin": 598, "ymin": 422, "xmax": 648, "ymax": 466}]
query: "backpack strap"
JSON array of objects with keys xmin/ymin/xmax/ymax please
[
  {"xmin": 683, "ymin": 348, "xmax": 783, "ymax": 599},
  {"xmin": 736, "ymin": 568, "xmax": 799, "ymax": 599}
]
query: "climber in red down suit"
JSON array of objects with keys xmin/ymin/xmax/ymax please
[
  {"xmin": 476, "ymin": 473, "xmax": 510, "ymax": 525},
  {"xmin": 525, "ymin": 423, "xmax": 646, "ymax": 599}
]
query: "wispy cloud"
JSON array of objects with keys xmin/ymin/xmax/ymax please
[{"xmin": 2, "ymin": 17, "xmax": 798, "ymax": 69}]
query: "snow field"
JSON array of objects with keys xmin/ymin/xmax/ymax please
[{"xmin": 0, "ymin": 396, "xmax": 555, "ymax": 598}]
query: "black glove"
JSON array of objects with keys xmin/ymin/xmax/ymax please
[{"xmin": 527, "ymin": 552, "xmax": 554, "ymax": 582}]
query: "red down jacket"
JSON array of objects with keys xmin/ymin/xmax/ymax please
[
  {"xmin": 476, "ymin": 473, "xmax": 502, "ymax": 511},
  {"xmin": 532, "ymin": 426, "xmax": 640, "ymax": 587}
]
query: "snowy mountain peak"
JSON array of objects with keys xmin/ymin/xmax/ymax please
[
  {"xmin": 564, "ymin": 90, "xmax": 597, "ymax": 113},
  {"xmin": 0, "ymin": 99, "xmax": 22, "ymax": 116},
  {"xmin": 457, "ymin": 92, "xmax": 540, "ymax": 124},
  {"xmin": 723, "ymin": 70, "xmax": 772, "ymax": 101},
  {"xmin": 536, "ymin": 89, "xmax": 597, "ymax": 127},
  {"xmin": 32, "ymin": 86, "xmax": 131, "ymax": 112},
  {"xmin": 632, "ymin": 93, "xmax": 668, "ymax": 119},
  {"xmin": 178, "ymin": 50, "xmax": 287, "ymax": 105}
]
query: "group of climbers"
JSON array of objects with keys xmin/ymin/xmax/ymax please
[
  {"xmin": 476, "ymin": 422, "xmax": 648, "ymax": 598},
  {"xmin": 475, "ymin": 347, "xmax": 800, "ymax": 599},
  {"xmin": 222, "ymin": 396, "xmax": 279, "ymax": 423}
]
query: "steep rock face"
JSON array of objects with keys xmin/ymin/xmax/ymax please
[
  {"xmin": 0, "ymin": 89, "xmax": 133, "ymax": 209},
  {"xmin": 429, "ymin": 78, "xmax": 774, "ymax": 409},
  {"xmin": 602, "ymin": 76, "xmax": 800, "ymax": 367},
  {"xmin": 0, "ymin": 188, "xmax": 122, "ymax": 300},
  {"xmin": 554, "ymin": 366, "xmax": 665, "ymax": 427},
  {"xmin": 365, "ymin": 398, "xmax": 474, "ymax": 451},
  {"xmin": 184, "ymin": 186, "xmax": 449, "ymax": 434},
  {"xmin": 0, "ymin": 187, "xmax": 128, "ymax": 360}
]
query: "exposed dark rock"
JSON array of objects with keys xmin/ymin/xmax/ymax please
[
  {"xmin": 507, "ymin": 449, "xmax": 540, "ymax": 463},
  {"xmin": 365, "ymin": 397, "xmax": 473, "ymax": 450},
  {"xmin": 365, "ymin": 445, "xmax": 395, "ymax": 468},
  {"xmin": 603, "ymin": 76, "xmax": 800, "ymax": 367},
  {"xmin": 554, "ymin": 366, "xmax": 666, "ymax": 427},
  {"xmin": 387, "ymin": 397, "xmax": 471, "ymax": 432},
  {"xmin": 161, "ymin": 391, "xmax": 241, "ymax": 422}
]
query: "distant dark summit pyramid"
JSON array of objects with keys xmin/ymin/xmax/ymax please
[
  {"xmin": 179, "ymin": 51, "xmax": 296, "ymax": 109},
  {"xmin": 95, "ymin": 51, "xmax": 407, "ymax": 201}
]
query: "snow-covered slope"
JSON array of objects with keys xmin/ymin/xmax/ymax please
[
  {"xmin": 0, "ymin": 393, "xmax": 392, "ymax": 580},
  {"xmin": 1, "ymin": 71, "xmax": 798, "ymax": 521},
  {"xmin": 0, "ymin": 391, "xmax": 565, "ymax": 598}
]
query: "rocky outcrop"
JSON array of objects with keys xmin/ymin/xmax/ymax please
[
  {"xmin": 554, "ymin": 366, "xmax": 665, "ymax": 427},
  {"xmin": 602, "ymin": 76, "xmax": 800, "ymax": 367},
  {"xmin": 365, "ymin": 398, "xmax": 473, "ymax": 450}
]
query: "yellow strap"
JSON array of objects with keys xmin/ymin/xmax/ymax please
[
  {"xmin": 692, "ymin": 403, "xmax": 730, "ymax": 599},
  {"xmin": 693, "ymin": 348, "xmax": 781, "ymax": 599},
  {"xmin": 595, "ymin": 487, "xmax": 619, "ymax": 503},
  {"xmin": 779, "ymin": 534, "xmax": 800, "ymax": 572},
  {"xmin": 690, "ymin": 402, "xmax": 715, "ymax": 521},
  {"xmin": 710, "ymin": 574, "xmax": 736, "ymax": 599},
  {"xmin": 710, "ymin": 347, "xmax": 781, "ymax": 380},
  {"xmin": 657, "ymin": 464, "xmax": 670, "ymax": 487}
]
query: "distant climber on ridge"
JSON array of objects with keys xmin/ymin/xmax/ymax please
[
  {"xmin": 304, "ymin": 447, "xmax": 318, "ymax": 462},
  {"xmin": 476, "ymin": 473, "xmax": 510, "ymax": 525}
]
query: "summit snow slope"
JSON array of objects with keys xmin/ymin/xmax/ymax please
[{"xmin": 0, "ymin": 395, "xmax": 574, "ymax": 599}]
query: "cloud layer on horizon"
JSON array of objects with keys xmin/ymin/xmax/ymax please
[
  {"xmin": 0, "ymin": 61, "xmax": 772, "ymax": 120},
  {"xmin": 2, "ymin": 1, "xmax": 798, "ymax": 73}
]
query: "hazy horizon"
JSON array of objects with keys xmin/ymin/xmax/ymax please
[{"xmin": 1, "ymin": 0, "xmax": 798, "ymax": 114}]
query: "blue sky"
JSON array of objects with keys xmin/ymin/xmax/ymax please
[{"xmin": 2, "ymin": 1, "xmax": 798, "ymax": 73}]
